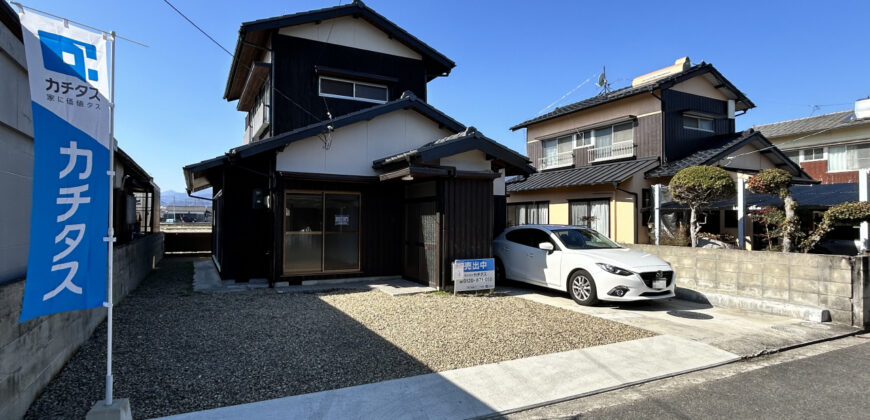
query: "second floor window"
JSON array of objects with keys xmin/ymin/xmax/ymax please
[
  {"xmin": 319, "ymin": 76, "xmax": 388, "ymax": 103},
  {"xmin": 683, "ymin": 115, "xmax": 714, "ymax": 132},
  {"xmin": 542, "ymin": 135, "xmax": 574, "ymax": 169},
  {"xmin": 801, "ymin": 147, "xmax": 825, "ymax": 162},
  {"xmin": 828, "ymin": 144, "xmax": 870, "ymax": 172}
]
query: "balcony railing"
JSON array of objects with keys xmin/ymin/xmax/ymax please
[
  {"xmin": 587, "ymin": 141, "xmax": 635, "ymax": 163},
  {"xmin": 538, "ymin": 151, "xmax": 574, "ymax": 170}
]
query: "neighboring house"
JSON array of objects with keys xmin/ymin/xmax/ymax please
[
  {"xmin": 183, "ymin": 1, "xmax": 534, "ymax": 288},
  {"xmin": 507, "ymin": 57, "xmax": 814, "ymax": 245},
  {"xmin": 754, "ymin": 98, "xmax": 870, "ymax": 184},
  {"xmin": 161, "ymin": 205, "xmax": 212, "ymax": 223}
]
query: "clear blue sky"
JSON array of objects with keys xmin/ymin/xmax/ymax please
[{"xmin": 15, "ymin": 0, "xmax": 870, "ymax": 193}]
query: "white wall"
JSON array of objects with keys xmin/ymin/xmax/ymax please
[
  {"xmin": 439, "ymin": 150, "xmax": 490, "ymax": 172},
  {"xmin": 276, "ymin": 109, "xmax": 455, "ymax": 176},
  {"xmin": 279, "ymin": 16, "xmax": 422, "ymax": 60},
  {"xmin": 0, "ymin": 21, "xmax": 33, "ymax": 284}
]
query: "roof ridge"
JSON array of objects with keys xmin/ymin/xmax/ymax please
[{"xmin": 753, "ymin": 109, "xmax": 852, "ymax": 129}]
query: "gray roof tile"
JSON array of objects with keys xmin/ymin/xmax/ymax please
[
  {"xmin": 753, "ymin": 110, "xmax": 870, "ymax": 138},
  {"xmin": 506, "ymin": 158, "xmax": 660, "ymax": 192}
]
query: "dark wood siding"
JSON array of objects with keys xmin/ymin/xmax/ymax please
[
  {"xmin": 661, "ymin": 89, "xmax": 734, "ymax": 162},
  {"xmin": 271, "ymin": 34, "xmax": 428, "ymax": 135},
  {"xmin": 493, "ymin": 195, "xmax": 507, "ymax": 238},
  {"xmin": 527, "ymin": 140, "xmax": 542, "ymax": 170},
  {"xmin": 636, "ymin": 114, "xmax": 663, "ymax": 159},
  {"xmin": 274, "ymin": 178, "xmax": 403, "ymax": 283},
  {"xmin": 215, "ymin": 156, "xmax": 273, "ymax": 281},
  {"xmin": 438, "ymin": 179, "xmax": 493, "ymax": 289}
]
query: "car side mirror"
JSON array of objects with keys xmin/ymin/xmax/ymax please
[{"xmin": 538, "ymin": 242, "xmax": 554, "ymax": 253}]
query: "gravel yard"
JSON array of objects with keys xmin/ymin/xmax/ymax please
[{"xmin": 26, "ymin": 258, "xmax": 654, "ymax": 419}]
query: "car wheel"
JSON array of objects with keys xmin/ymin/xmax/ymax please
[
  {"xmin": 494, "ymin": 258, "xmax": 506, "ymax": 283},
  {"xmin": 568, "ymin": 270, "xmax": 598, "ymax": 306}
]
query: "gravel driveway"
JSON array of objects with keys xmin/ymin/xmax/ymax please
[{"xmin": 26, "ymin": 258, "xmax": 654, "ymax": 419}]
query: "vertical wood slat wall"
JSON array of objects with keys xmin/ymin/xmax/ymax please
[{"xmin": 438, "ymin": 178, "xmax": 494, "ymax": 289}]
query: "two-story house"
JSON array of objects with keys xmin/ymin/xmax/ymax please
[
  {"xmin": 183, "ymin": 1, "xmax": 533, "ymax": 288},
  {"xmin": 508, "ymin": 58, "xmax": 813, "ymax": 244},
  {"xmin": 754, "ymin": 98, "xmax": 870, "ymax": 184}
]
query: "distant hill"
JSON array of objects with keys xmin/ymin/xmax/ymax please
[{"xmin": 161, "ymin": 189, "xmax": 212, "ymax": 207}]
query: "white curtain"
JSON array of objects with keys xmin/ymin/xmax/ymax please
[
  {"xmin": 570, "ymin": 201, "xmax": 588, "ymax": 226},
  {"xmin": 518, "ymin": 205, "xmax": 527, "ymax": 225},
  {"xmin": 827, "ymin": 146, "xmax": 849, "ymax": 172},
  {"xmin": 537, "ymin": 203, "xmax": 549, "ymax": 224},
  {"xmin": 590, "ymin": 200, "xmax": 610, "ymax": 237}
]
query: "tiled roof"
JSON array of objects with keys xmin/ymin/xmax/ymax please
[
  {"xmin": 511, "ymin": 63, "xmax": 754, "ymax": 130},
  {"xmin": 645, "ymin": 131, "xmax": 757, "ymax": 178},
  {"xmin": 506, "ymin": 158, "xmax": 660, "ymax": 192},
  {"xmin": 373, "ymin": 127, "xmax": 535, "ymax": 175},
  {"xmin": 753, "ymin": 110, "xmax": 870, "ymax": 138}
]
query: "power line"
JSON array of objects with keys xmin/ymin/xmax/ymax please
[
  {"xmin": 536, "ymin": 74, "xmax": 596, "ymax": 115},
  {"xmin": 161, "ymin": 0, "xmax": 232, "ymax": 56},
  {"xmin": 724, "ymin": 124, "xmax": 843, "ymax": 164},
  {"xmin": 161, "ymin": 0, "xmax": 324, "ymax": 124}
]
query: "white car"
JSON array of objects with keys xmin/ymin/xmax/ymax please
[{"xmin": 493, "ymin": 225, "xmax": 675, "ymax": 305}]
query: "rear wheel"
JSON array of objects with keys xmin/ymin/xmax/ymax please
[
  {"xmin": 494, "ymin": 258, "xmax": 506, "ymax": 283},
  {"xmin": 568, "ymin": 270, "xmax": 598, "ymax": 306}
]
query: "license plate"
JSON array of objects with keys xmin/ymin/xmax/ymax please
[{"xmin": 653, "ymin": 279, "xmax": 666, "ymax": 289}]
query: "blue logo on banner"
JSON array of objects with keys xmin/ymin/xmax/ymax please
[
  {"xmin": 19, "ymin": 103, "xmax": 108, "ymax": 322},
  {"xmin": 38, "ymin": 30, "xmax": 99, "ymax": 82}
]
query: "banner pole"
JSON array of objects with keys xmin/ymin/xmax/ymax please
[{"xmin": 105, "ymin": 30, "xmax": 117, "ymax": 407}]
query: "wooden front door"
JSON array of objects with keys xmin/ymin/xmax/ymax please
[{"xmin": 403, "ymin": 200, "xmax": 439, "ymax": 287}]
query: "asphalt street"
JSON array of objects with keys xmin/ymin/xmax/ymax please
[{"xmin": 548, "ymin": 339, "xmax": 870, "ymax": 420}]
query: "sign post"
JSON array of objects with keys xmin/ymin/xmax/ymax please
[
  {"xmin": 452, "ymin": 258, "xmax": 495, "ymax": 294},
  {"xmin": 15, "ymin": 4, "xmax": 131, "ymax": 418}
]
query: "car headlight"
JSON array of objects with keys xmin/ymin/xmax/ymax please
[{"xmin": 596, "ymin": 263, "xmax": 634, "ymax": 276}]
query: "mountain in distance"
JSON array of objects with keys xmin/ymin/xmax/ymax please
[{"xmin": 161, "ymin": 189, "xmax": 212, "ymax": 207}]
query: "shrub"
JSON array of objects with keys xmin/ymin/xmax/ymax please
[
  {"xmin": 669, "ymin": 166, "xmax": 736, "ymax": 247},
  {"xmin": 800, "ymin": 201, "xmax": 870, "ymax": 253},
  {"xmin": 747, "ymin": 169, "xmax": 797, "ymax": 252}
]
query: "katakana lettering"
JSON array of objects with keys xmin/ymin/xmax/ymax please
[
  {"xmin": 61, "ymin": 81, "xmax": 73, "ymax": 94},
  {"xmin": 89, "ymin": 87, "xmax": 99, "ymax": 101},
  {"xmin": 59, "ymin": 141, "xmax": 92, "ymax": 180},
  {"xmin": 53, "ymin": 224, "xmax": 85, "ymax": 262},
  {"xmin": 45, "ymin": 77, "xmax": 59, "ymax": 92},
  {"xmin": 56, "ymin": 185, "xmax": 90, "ymax": 222},
  {"xmin": 75, "ymin": 85, "xmax": 88, "ymax": 97},
  {"xmin": 43, "ymin": 261, "xmax": 82, "ymax": 300}
]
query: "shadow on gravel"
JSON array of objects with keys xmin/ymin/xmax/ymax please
[{"xmin": 25, "ymin": 257, "xmax": 495, "ymax": 419}]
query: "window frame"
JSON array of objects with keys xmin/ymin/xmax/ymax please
[
  {"xmin": 506, "ymin": 201, "xmax": 550, "ymax": 227},
  {"xmin": 683, "ymin": 115, "xmax": 715, "ymax": 133},
  {"xmin": 283, "ymin": 189, "xmax": 362, "ymax": 276},
  {"xmin": 800, "ymin": 147, "xmax": 825, "ymax": 162},
  {"xmin": 318, "ymin": 76, "xmax": 388, "ymax": 104}
]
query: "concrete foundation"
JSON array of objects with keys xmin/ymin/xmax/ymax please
[{"xmin": 86, "ymin": 399, "xmax": 132, "ymax": 420}]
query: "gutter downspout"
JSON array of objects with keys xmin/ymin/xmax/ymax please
[{"xmin": 614, "ymin": 182, "xmax": 639, "ymax": 244}]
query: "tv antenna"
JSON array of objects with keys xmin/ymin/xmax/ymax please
[{"xmin": 596, "ymin": 66, "xmax": 610, "ymax": 95}]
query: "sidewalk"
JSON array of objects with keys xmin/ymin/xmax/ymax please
[{"xmin": 155, "ymin": 335, "xmax": 738, "ymax": 420}]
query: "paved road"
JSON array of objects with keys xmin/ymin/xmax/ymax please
[{"xmin": 530, "ymin": 339, "xmax": 870, "ymax": 420}]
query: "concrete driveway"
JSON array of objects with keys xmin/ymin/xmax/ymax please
[{"xmin": 500, "ymin": 282, "xmax": 860, "ymax": 357}]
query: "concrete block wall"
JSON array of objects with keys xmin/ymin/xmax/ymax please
[
  {"xmin": 627, "ymin": 244, "xmax": 869, "ymax": 328},
  {"xmin": 0, "ymin": 233, "xmax": 163, "ymax": 420}
]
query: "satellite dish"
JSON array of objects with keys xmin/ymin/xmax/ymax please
[
  {"xmin": 596, "ymin": 69, "xmax": 607, "ymax": 87},
  {"xmin": 596, "ymin": 66, "xmax": 610, "ymax": 94}
]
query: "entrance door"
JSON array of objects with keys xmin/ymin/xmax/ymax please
[{"xmin": 403, "ymin": 200, "xmax": 439, "ymax": 287}]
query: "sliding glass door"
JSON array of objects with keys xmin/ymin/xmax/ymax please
[{"xmin": 284, "ymin": 191, "xmax": 360, "ymax": 274}]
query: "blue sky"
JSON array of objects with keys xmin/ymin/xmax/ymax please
[{"xmin": 15, "ymin": 0, "xmax": 870, "ymax": 192}]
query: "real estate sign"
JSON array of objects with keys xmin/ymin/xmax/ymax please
[
  {"xmin": 18, "ymin": 11, "xmax": 112, "ymax": 321},
  {"xmin": 452, "ymin": 258, "xmax": 495, "ymax": 293}
]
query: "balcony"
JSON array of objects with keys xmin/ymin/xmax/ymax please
[
  {"xmin": 538, "ymin": 151, "xmax": 574, "ymax": 170},
  {"xmin": 587, "ymin": 141, "xmax": 635, "ymax": 163}
]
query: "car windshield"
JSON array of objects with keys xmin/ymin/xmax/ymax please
[{"xmin": 551, "ymin": 228, "xmax": 621, "ymax": 250}]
